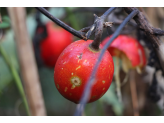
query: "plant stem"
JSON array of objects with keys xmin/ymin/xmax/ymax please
[
  {"xmin": 115, "ymin": 57, "xmax": 122, "ymax": 103},
  {"xmin": 90, "ymin": 7, "xmax": 116, "ymax": 51},
  {"xmin": 0, "ymin": 7, "xmax": 2, "ymax": 23},
  {"xmin": 0, "ymin": 44, "xmax": 30, "ymax": 116}
]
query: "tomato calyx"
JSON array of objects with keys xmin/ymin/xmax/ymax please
[{"xmin": 88, "ymin": 43, "xmax": 101, "ymax": 53}]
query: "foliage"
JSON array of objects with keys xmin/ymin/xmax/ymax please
[
  {"xmin": 0, "ymin": 30, "xmax": 19, "ymax": 94},
  {"xmin": 0, "ymin": 16, "xmax": 10, "ymax": 29}
]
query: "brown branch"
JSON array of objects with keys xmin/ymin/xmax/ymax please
[
  {"xmin": 114, "ymin": 8, "xmax": 164, "ymax": 37},
  {"xmin": 124, "ymin": 7, "xmax": 164, "ymax": 72},
  {"xmin": 152, "ymin": 28, "xmax": 164, "ymax": 35},
  {"xmin": 79, "ymin": 25, "xmax": 92, "ymax": 32},
  {"xmin": 124, "ymin": 8, "xmax": 161, "ymax": 46},
  {"xmin": 89, "ymin": 7, "xmax": 116, "ymax": 51},
  {"xmin": 8, "ymin": 7, "xmax": 46, "ymax": 116},
  {"xmin": 36, "ymin": 7, "xmax": 86, "ymax": 40}
]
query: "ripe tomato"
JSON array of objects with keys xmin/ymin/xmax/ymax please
[
  {"xmin": 102, "ymin": 35, "xmax": 146, "ymax": 73},
  {"xmin": 40, "ymin": 21, "xmax": 73, "ymax": 67},
  {"xmin": 54, "ymin": 40, "xmax": 114, "ymax": 103}
]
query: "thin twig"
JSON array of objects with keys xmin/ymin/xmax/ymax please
[
  {"xmin": 129, "ymin": 70, "xmax": 139, "ymax": 116},
  {"xmin": 74, "ymin": 10, "xmax": 138, "ymax": 116},
  {"xmin": 35, "ymin": 7, "xmax": 86, "ymax": 40},
  {"xmin": 90, "ymin": 7, "xmax": 117, "ymax": 50},
  {"xmin": 138, "ymin": 7, "xmax": 151, "ymax": 23},
  {"xmin": 115, "ymin": 8, "xmax": 164, "ymax": 36},
  {"xmin": 79, "ymin": 25, "xmax": 92, "ymax": 32},
  {"xmin": 124, "ymin": 7, "xmax": 164, "ymax": 44},
  {"xmin": 91, "ymin": 8, "xmax": 116, "ymax": 37},
  {"xmin": 101, "ymin": 7, "xmax": 117, "ymax": 19}
]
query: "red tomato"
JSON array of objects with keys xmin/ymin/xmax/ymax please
[
  {"xmin": 102, "ymin": 35, "xmax": 147, "ymax": 69},
  {"xmin": 54, "ymin": 40, "xmax": 114, "ymax": 103},
  {"xmin": 40, "ymin": 21, "xmax": 73, "ymax": 67}
]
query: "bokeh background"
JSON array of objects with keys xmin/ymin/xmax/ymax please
[{"xmin": 0, "ymin": 7, "xmax": 164, "ymax": 116}]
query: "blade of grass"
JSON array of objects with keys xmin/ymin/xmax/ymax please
[
  {"xmin": 0, "ymin": 44, "xmax": 30, "ymax": 116},
  {"xmin": 0, "ymin": 7, "xmax": 2, "ymax": 23}
]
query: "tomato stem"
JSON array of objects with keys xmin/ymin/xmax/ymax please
[
  {"xmin": 90, "ymin": 7, "xmax": 117, "ymax": 51},
  {"xmin": 90, "ymin": 17, "xmax": 104, "ymax": 51}
]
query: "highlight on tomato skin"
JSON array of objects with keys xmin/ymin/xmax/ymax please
[
  {"xmin": 54, "ymin": 40, "xmax": 114, "ymax": 104},
  {"xmin": 102, "ymin": 35, "xmax": 147, "ymax": 72},
  {"xmin": 40, "ymin": 21, "xmax": 73, "ymax": 68}
]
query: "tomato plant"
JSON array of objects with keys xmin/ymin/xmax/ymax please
[
  {"xmin": 54, "ymin": 40, "xmax": 114, "ymax": 103},
  {"xmin": 2, "ymin": 7, "xmax": 164, "ymax": 116},
  {"xmin": 40, "ymin": 21, "xmax": 73, "ymax": 67}
]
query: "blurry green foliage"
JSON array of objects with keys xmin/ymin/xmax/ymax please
[
  {"xmin": 0, "ymin": 31, "xmax": 19, "ymax": 94},
  {"xmin": 38, "ymin": 67, "xmax": 77, "ymax": 115},
  {"xmin": 0, "ymin": 58, "xmax": 12, "ymax": 93},
  {"xmin": 100, "ymin": 83, "xmax": 124, "ymax": 115},
  {"xmin": 0, "ymin": 16, "xmax": 10, "ymax": 29}
]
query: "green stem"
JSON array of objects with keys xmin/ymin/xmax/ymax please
[
  {"xmin": 0, "ymin": 44, "xmax": 30, "ymax": 116},
  {"xmin": 65, "ymin": 7, "xmax": 80, "ymax": 30},
  {"xmin": 0, "ymin": 90, "xmax": 2, "ymax": 96},
  {"xmin": 114, "ymin": 57, "xmax": 122, "ymax": 103},
  {"xmin": 0, "ymin": 7, "xmax": 1, "ymax": 23}
]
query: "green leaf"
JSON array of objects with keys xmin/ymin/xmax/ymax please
[
  {"xmin": 0, "ymin": 16, "xmax": 10, "ymax": 29},
  {"xmin": 65, "ymin": 7, "xmax": 80, "ymax": 30},
  {"xmin": 100, "ymin": 82, "xmax": 124, "ymax": 115},
  {"xmin": 0, "ymin": 22, "xmax": 10, "ymax": 29},
  {"xmin": 84, "ymin": 100, "xmax": 106, "ymax": 116},
  {"xmin": 2, "ymin": 16, "xmax": 10, "ymax": 23}
]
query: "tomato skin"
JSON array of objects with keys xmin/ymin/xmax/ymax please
[
  {"xmin": 40, "ymin": 21, "xmax": 73, "ymax": 67},
  {"xmin": 54, "ymin": 40, "xmax": 114, "ymax": 104},
  {"xmin": 102, "ymin": 35, "xmax": 147, "ymax": 68}
]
